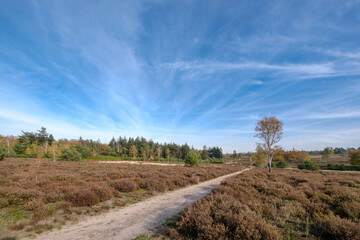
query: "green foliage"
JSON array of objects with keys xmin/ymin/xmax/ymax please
[
  {"xmin": 209, "ymin": 158, "xmax": 223, "ymax": 164},
  {"xmin": 298, "ymin": 159, "xmax": 319, "ymax": 170},
  {"xmin": 322, "ymin": 147, "xmax": 334, "ymax": 160},
  {"xmin": 201, "ymin": 146, "xmax": 208, "ymax": 160},
  {"xmin": 75, "ymin": 144, "xmax": 92, "ymax": 158},
  {"xmin": 208, "ymin": 147, "xmax": 223, "ymax": 159},
  {"xmin": 184, "ymin": 151, "xmax": 200, "ymax": 167},
  {"xmin": 0, "ymin": 143, "xmax": 6, "ymax": 160},
  {"xmin": 253, "ymin": 146, "xmax": 267, "ymax": 167},
  {"xmin": 180, "ymin": 143, "xmax": 190, "ymax": 160},
  {"xmin": 5, "ymin": 150, "xmax": 17, "ymax": 158},
  {"xmin": 326, "ymin": 164, "xmax": 360, "ymax": 171},
  {"xmin": 349, "ymin": 150, "xmax": 360, "ymax": 166},
  {"xmin": 13, "ymin": 127, "xmax": 53, "ymax": 155},
  {"xmin": 276, "ymin": 159, "xmax": 288, "ymax": 168},
  {"xmin": 59, "ymin": 148, "xmax": 81, "ymax": 162}
]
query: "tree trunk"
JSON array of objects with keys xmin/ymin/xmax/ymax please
[
  {"xmin": 6, "ymin": 139, "xmax": 10, "ymax": 153},
  {"xmin": 45, "ymin": 141, "xmax": 48, "ymax": 155},
  {"xmin": 268, "ymin": 157, "xmax": 272, "ymax": 173}
]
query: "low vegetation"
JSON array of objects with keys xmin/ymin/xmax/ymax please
[
  {"xmin": 0, "ymin": 158, "xmax": 244, "ymax": 239},
  {"xmin": 298, "ymin": 159, "xmax": 320, "ymax": 171},
  {"xmin": 165, "ymin": 169, "xmax": 360, "ymax": 240}
]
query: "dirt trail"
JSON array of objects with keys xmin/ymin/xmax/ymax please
[{"xmin": 33, "ymin": 168, "xmax": 250, "ymax": 240}]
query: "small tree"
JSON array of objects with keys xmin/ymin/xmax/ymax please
[
  {"xmin": 185, "ymin": 150, "xmax": 200, "ymax": 167},
  {"xmin": 322, "ymin": 147, "xmax": 334, "ymax": 161},
  {"xmin": 349, "ymin": 150, "xmax": 360, "ymax": 165},
  {"xmin": 129, "ymin": 145, "xmax": 138, "ymax": 159},
  {"xmin": 253, "ymin": 145, "xmax": 267, "ymax": 167},
  {"xmin": 59, "ymin": 148, "xmax": 81, "ymax": 161},
  {"xmin": 201, "ymin": 145, "xmax": 208, "ymax": 160},
  {"xmin": 255, "ymin": 116, "xmax": 283, "ymax": 173}
]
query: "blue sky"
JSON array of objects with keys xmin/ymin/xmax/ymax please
[{"xmin": 1, "ymin": 0, "xmax": 360, "ymax": 152}]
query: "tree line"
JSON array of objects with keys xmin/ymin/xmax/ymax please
[{"xmin": 0, "ymin": 127, "xmax": 223, "ymax": 161}]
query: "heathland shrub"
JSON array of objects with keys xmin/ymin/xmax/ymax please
[
  {"xmin": 175, "ymin": 194, "xmax": 281, "ymax": 240},
  {"xmin": 59, "ymin": 148, "xmax": 81, "ymax": 161},
  {"xmin": 112, "ymin": 179, "xmax": 139, "ymax": 192},
  {"xmin": 298, "ymin": 159, "xmax": 319, "ymax": 170},
  {"xmin": 185, "ymin": 150, "xmax": 200, "ymax": 166},
  {"xmin": 316, "ymin": 217, "xmax": 360, "ymax": 240},
  {"xmin": 0, "ymin": 143, "xmax": 6, "ymax": 160},
  {"xmin": 165, "ymin": 169, "xmax": 360, "ymax": 240},
  {"xmin": 276, "ymin": 159, "xmax": 288, "ymax": 168},
  {"xmin": 0, "ymin": 159, "xmax": 245, "ymax": 235}
]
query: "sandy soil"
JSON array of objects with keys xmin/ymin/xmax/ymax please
[{"xmin": 33, "ymin": 168, "xmax": 250, "ymax": 240}]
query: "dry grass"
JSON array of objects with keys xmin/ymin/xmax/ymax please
[
  {"xmin": 0, "ymin": 158, "xmax": 244, "ymax": 239},
  {"xmin": 165, "ymin": 169, "xmax": 360, "ymax": 240}
]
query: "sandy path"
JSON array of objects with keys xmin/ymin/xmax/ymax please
[{"xmin": 34, "ymin": 168, "xmax": 250, "ymax": 240}]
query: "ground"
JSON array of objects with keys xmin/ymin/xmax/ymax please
[{"xmin": 0, "ymin": 158, "xmax": 244, "ymax": 239}]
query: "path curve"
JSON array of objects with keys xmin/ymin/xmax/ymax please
[{"xmin": 34, "ymin": 168, "xmax": 250, "ymax": 240}]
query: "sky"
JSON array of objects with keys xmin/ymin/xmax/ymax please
[{"xmin": 1, "ymin": 0, "xmax": 360, "ymax": 152}]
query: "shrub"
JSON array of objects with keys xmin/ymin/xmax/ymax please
[
  {"xmin": 209, "ymin": 158, "xmax": 223, "ymax": 164},
  {"xmin": 0, "ymin": 143, "xmax": 6, "ymax": 160},
  {"xmin": 66, "ymin": 187, "xmax": 99, "ymax": 207},
  {"xmin": 176, "ymin": 194, "xmax": 282, "ymax": 240},
  {"xmin": 327, "ymin": 164, "xmax": 336, "ymax": 170},
  {"xmin": 349, "ymin": 150, "xmax": 360, "ymax": 166},
  {"xmin": 112, "ymin": 179, "xmax": 139, "ymax": 192},
  {"xmin": 316, "ymin": 217, "xmax": 360, "ymax": 240},
  {"xmin": 59, "ymin": 148, "xmax": 81, "ymax": 161},
  {"xmin": 276, "ymin": 159, "xmax": 288, "ymax": 168},
  {"xmin": 298, "ymin": 159, "xmax": 319, "ymax": 170},
  {"xmin": 5, "ymin": 150, "xmax": 17, "ymax": 158},
  {"xmin": 184, "ymin": 151, "xmax": 200, "ymax": 167}
]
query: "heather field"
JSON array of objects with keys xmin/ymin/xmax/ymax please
[
  {"xmin": 0, "ymin": 158, "xmax": 244, "ymax": 239},
  {"xmin": 165, "ymin": 169, "xmax": 360, "ymax": 240}
]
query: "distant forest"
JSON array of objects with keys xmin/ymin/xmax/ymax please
[{"xmin": 0, "ymin": 127, "xmax": 223, "ymax": 160}]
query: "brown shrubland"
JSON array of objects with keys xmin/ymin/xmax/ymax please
[
  {"xmin": 168, "ymin": 169, "xmax": 360, "ymax": 240},
  {"xmin": 0, "ymin": 158, "xmax": 244, "ymax": 237}
]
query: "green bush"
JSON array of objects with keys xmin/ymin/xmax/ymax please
[
  {"xmin": 209, "ymin": 158, "xmax": 223, "ymax": 164},
  {"xmin": 59, "ymin": 148, "xmax": 81, "ymax": 162},
  {"xmin": 276, "ymin": 159, "xmax": 288, "ymax": 168},
  {"xmin": 327, "ymin": 164, "xmax": 336, "ymax": 170},
  {"xmin": 349, "ymin": 150, "xmax": 360, "ymax": 166},
  {"xmin": 298, "ymin": 159, "xmax": 319, "ymax": 170},
  {"xmin": 0, "ymin": 143, "xmax": 6, "ymax": 160},
  {"xmin": 184, "ymin": 151, "xmax": 200, "ymax": 167},
  {"xmin": 5, "ymin": 150, "xmax": 17, "ymax": 158}
]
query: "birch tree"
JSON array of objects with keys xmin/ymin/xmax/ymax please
[{"xmin": 255, "ymin": 116, "xmax": 283, "ymax": 173}]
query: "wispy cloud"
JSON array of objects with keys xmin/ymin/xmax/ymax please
[
  {"xmin": 161, "ymin": 61, "xmax": 335, "ymax": 75},
  {"xmin": 1, "ymin": 0, "xmax": 360, "ymax": 152}
]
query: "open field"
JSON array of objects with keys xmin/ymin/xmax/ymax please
[
  {"xmin": 0, "ymin": 158, "xmax": 244, "ymax": 239},
  {"xmin": 165, "ymin": 169, "xmax": 360, "ymax": 240},
  {"xmin": 33, "ymin": 169, "xmax": 249, "ymax": 240}
]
